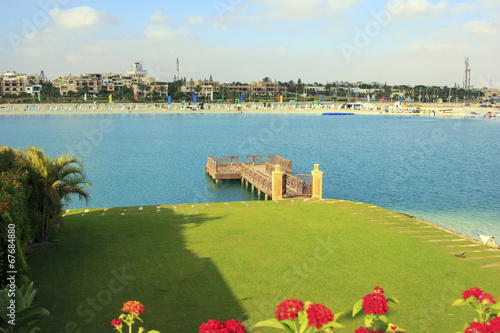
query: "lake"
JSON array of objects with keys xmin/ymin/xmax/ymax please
[{"xmin": 1, "ymin": 112, "xmax": 498, "ymax": 240}]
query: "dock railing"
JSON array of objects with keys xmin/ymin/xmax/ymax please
[
  {"xmin": 245, "ymin": 154, "xmax": 276, "ymax": 165},
  {"xmin": 208, "ymin": 155, "xmax": 241, "ymax": 174},
  {"xmin": 241, "ymin": 163, "xmax": 272, "ymax": 196}
]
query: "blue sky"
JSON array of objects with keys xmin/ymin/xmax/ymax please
[{"xmin": 1, "ymin": 0, "xmax": 499, "ymax": 87}]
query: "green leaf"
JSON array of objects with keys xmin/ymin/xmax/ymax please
[
  {"xmin": 452, "ymin": 299, "xmax": 466, "ymax": 306},
  {"xmin": 322, "ymin": 321, "xmax": 345, "ymax": 329},
  {"xmin": 13, "ymin": 307, "xmax": 50, "ymax": 328},
  {"xmin": 298, "ymin": 310, "xmax": 308, "ymax": 327},
  {"xmin": 253, "ymin": 318, "xmax": 287, "ymax": 330},
  {"xmin": 487, "ymin": 303, "xmax": 500, "ymax": 310},
  {"xmin": 374, "ymin": 315, "xmax": 389, "ymax": 332},
  {"xmin": 15, "ymin": 288, "xmax": 27, "ymax": 310},
  {"xmin": 352, "ymin": 299, "xmax": 363, "ymax": 317},
  {"xmin": 334, "ymin": 311, "xmax": 345, "ymax": 320},
  {"xmin": 280, "ymin": 320, "xmax": 295, "ymax": 333},
  {"xmin": 386, "ymin": 297, "xmax": 399, "ymax": 305}
]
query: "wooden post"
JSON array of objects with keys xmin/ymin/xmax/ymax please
[
  {"xmin": 311, "ymin": 164, "xmax": 323, "ymax": 199},
  {"xmin": 272, "ymin": 165, "xmax": 283, "ymax": 200}
]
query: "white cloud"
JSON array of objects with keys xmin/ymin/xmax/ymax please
[
  {"xmin": 49, "ymin": 6, "xmax": 118, "ymax": 32},
  {"xmin": 385, "ymin": 0, "xmax": 448, "ymax": 19},
  {"xmin": 187, "ymin": 16, "xmax": 205, "ymax": 25},
  {"xmin": 248, "ymin": 0, "xmax": 361, "ymax": 20},
  {"xmin": 144, "ymin": 25, "xmax": 190, "ymax": 41},
  {"xmin": 465, "ymin": 20, "xmax": 500, "ymax": 36},
  {"xmin": 149, "ymin": 10, "xmax": 170, "ymax": 24}
]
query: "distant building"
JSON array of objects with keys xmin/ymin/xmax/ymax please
[
  {"xmin": 26, "ymin": 85, "xmax": 41, "ymax": 96},
  {"xmin": 52, "ymin": 62, "xmax": 166, "ymax": 97},
  {"xmin": 181, "ymin": 79, "xmax": 220, "ymax": 96},
  {"xmin": 249, "ymin": 81, "xmax": 286, "ymax": 95},
  {"xmin": 0, "ymin": 72, "xmax": 41, "ymax": 96}
]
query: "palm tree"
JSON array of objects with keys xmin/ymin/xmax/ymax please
[
  {"xmin": 220, "ymin": 85, "xmax": 227, "ymax": 101},
  {"xmin": 22, "ymin": 147, "xmax": 91, "ymax": 242}
]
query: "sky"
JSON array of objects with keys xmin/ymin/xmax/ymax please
[{"xmin": 1, "ymin": 0, "xmax": 499, "ymax": 88}]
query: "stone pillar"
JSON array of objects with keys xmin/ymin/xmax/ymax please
[
  {"xmin": 311, "ymin": 164, "xmax": 323, "ymax": 199},
  {"xmin": 272, "ymin": 165, "xmax": 283, "ymax": 200}
]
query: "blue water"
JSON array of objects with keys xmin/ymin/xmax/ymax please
[{"xmin": 0, "ymin": 113, "xmax": 498, "ymax": 240}]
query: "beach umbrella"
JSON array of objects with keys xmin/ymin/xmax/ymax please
[{"xmin": 478, "ymin": 234, "xmax": 499, "ymax": 249}]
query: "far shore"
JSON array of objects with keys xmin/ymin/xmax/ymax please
[{"xmin": 0, "ymin": 101, "xmax": 498, "ymax": 118}]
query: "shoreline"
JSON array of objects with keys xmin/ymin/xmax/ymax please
[{"xmin": 0, "ymin": 102, "xmax": 498, "ymax": 118}]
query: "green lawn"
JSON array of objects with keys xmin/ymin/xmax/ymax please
[{"xmin": 27, "ymin": 199, "xmax": 500, "ymax": 332}]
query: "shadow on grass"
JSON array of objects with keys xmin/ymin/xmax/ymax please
[{"xmin": 27, "ymin": 206, "xmax": 248, "ymax": 332}]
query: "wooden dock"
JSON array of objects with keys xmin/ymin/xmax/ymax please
[{"xmin": 205, "ymin": 155, "xmax": 316, "ymax": 199}]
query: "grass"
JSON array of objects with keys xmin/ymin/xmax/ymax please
[{"xmin": 27, "ymin": 199, "xmax": 500, "ymax": 332}]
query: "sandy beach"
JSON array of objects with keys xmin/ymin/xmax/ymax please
[{"xmin": 0, "ymin": 102, "xmax": 498, "ymax": 118}]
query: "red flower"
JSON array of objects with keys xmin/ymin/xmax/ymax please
[
  {"xmin": 275, "ymin": 299, "xmax": 304, "ymax": 321},
  {"xmin": 354, "ymin": 327, "xmax": 384, "ymax": 333},
  {"xmin": 463, "ymin": 287, "xmax": 484, "ymax": 301},
  {"xmin": 464, "ymin": 321, "xmax": 489, "ymax": 333},
  {"xmin": 478, "ymin": 292, "xmax": 496, "ymax": 305},
  {"xmin": 110, "ymin": 318, "xmax": 123, "ymax": 331},
  {"xmin": 489, "ymin": 316, "xmax": 500, "ymax": 332},
  {"xmin": 121, "ymin": 301, "xmax": 145, "ymax": 317},
  {"xmin": 223, "ymin": 319, "xmax": 246, "ymax": 333},
  {"xmin": 362, "ymin": 292, "xmax": 389, "ymax": 315},
  {"xmin": 374, "ymin": 286, "xmax": 384, "ymax": 294},
  {"xmin": 199, "ymin": 319, "xmax": 223, "ymax": 333},
  {"xmin": 305, "ymin": 303, "xmax": 334, "ymax": 329}
]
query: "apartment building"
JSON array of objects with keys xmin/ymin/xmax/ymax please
[
  {"xmin": 52, "ymin": 62, "xmax": 164, "ymax": 96},
  {"xmin": 181, "ymin": 79, "xmax": 220, "ymax": 96},
  {"xmin": 0, "ymin": 72, "xmax": 41, "ymax": 96}
]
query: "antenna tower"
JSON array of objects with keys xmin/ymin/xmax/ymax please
[
  {"xmin": 176, "ymin": 58, "xmax": 180, "ymax": 81},
  {"xmin": 463, "ymin": 58, "xmax": 471, "ymax": 89}
]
